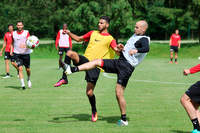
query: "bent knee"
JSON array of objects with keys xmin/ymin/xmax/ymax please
[{"xmin": 180, "ymin": 93, "xmax": 190, "ymax": 104}]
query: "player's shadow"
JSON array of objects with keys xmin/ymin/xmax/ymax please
[
  {"xmin": 49, "ymin": 113, "xmax": 127, "ymax": 124},
  {"xmin": 48, "ymin": 114, "xmax": 91, "ymax": 123},
  {"xmin": 170, "ymin": 130, "xmax": 190, "ymax": 133},
  {"xmin": 5, "ymin": 86, "xmax": 21, "ymax": 90}
]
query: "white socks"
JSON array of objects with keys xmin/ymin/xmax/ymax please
[{"xmin": 20, "ymin": 79, "xmax": 25, "ymax": 87}]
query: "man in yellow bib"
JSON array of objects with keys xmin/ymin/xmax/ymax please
[{"xmin": 54, "ymin": 16, "xmax": 123, "ymax": 122}]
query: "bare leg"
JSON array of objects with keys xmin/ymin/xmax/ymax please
[
  {"xmin": 170, "ymin": 51, "xmax": 173, "ymax": 63},
  {"xmin": 59, "ymin": 55, "xmax": 63, "ymax": 68},
  {"xmin": 5, "ymin": 59, "xmax": 10, "ymax": 74},
  {"xmin": 78, "ymin": 59, "xmax": 102, "ymax": 71},
  {"xmin": 26, "ymin": 67, "xmax": 31, "ymax": 80},
  {"xmin": 175, "ymin": 52, "xmax": 178, "ymax": 63},
  {"xmin": 115, "ymin": 84, "xmax": 126, "ymax": 115},
  {"xmin": 11, "ymin": 61, "xmax": 18, "ymax": 70},
  {"xmin": 66, "ymin": 50, "xmax": 80, "ymax": 64},
  {"xmin": 180, "ymin": 94, "xmax": 198, "ymax": 120}
]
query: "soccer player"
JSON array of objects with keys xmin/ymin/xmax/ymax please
[
  {"xmin": 63, "ymin": 20, "xmax": 150, "ymax": 126},
  {"xmin": 54, "ymin": 24, "xmax": 72, "ymax": 86},
  {"xmin": 55, "ymin": 16, "xmax": 122, "ymax": 122},
  {"xmin": 169, "ymin": 29, "xmax": 181, "ymax": 64},
  {"xmin": 181, "ymin": 64, "xmax": 200, "ymax": 133},
  {"xmin": 10, "ymin": 21, "xmax": 31, "ymax": 90},
  {"xmin": 0, "ymin": 24, "xmax": 18, "ymax": 78}
]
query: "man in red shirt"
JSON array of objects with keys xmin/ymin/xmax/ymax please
[
  {"xmin": 0, "ymin": 24, "xmax": 17, "ymax": 78},
  {"xmin": 169, "ymin": 29, "xmax": 181, "ymax": 64},
  {"xmin": 54, "ymin": 24, "xmax": 72, "ymax": 86},
  {"xmin": 181, "ymin": 64, "xmax": 200, "ymax": 133}
]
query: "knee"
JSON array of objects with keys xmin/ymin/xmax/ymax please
[
  {"xmin": 180, "ymin": 94, "xmax": 188, "ymax": 105},
  {"xmin": 18, "ymin": 66, "xmax": 23, "ymax": 71},
  {"xmin": 86, "ymin": 89, "xmax": 93, "ymax": 97},
  {"xmin": 93, "ymin": 59, "xmax": 102, "ymax": 66},
  {"xmin": 66, "ymin": 50, "xmax": 73, "ymax": 58}
]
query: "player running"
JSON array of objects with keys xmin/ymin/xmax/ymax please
[
  {"xmin": 62, "ymin": 20, "xmax": 150, "ymax": 126},
  {"xmin": 55, "ymin": 16, "xmax": 122, "ymax": 122},
  {"xmin": 169, "ymin": 29, "xmax": 181, "ymax": 64},
  {"xmin": 10, "ymin": 21, "xmax": 32, "ymax": 90},
  {"xmin": 0, "ymin": 24, "xmax": 18, "ymax": 78},
  {"xmin": 181, "ymin": 64, "xmax": 200, "ymax": 133},
  {"xmin": 54, "ymin": 23, "xmax": 72, "ymax": 86}
]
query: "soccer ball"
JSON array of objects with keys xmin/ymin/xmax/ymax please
[{"xmin": 26, "ymin": 35, "xmax": 39, "ymax": 48}]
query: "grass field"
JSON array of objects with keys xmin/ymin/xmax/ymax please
[{"xmin": 0, "ymin": 43, "xmax": 200, "ymax": 133}]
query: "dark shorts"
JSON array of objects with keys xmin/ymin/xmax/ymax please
[
  {"xmin": 14, "ymin": 53, "xmax": 30, "ymax": 68},
  {"xmin": 102, "ymin": 55, "xmax": 134, "ymax": 87},
  {"xmin": 4, "ymin": 52, "xmax": 12, "ymax": 60},
  {"xmin": 185, "ymin": 81, "xmax": 200, "ymax": 104},
  {"xmin": 170, "ymin": 46, "xmax": 178, "ymax": 53},
  {"xmin": 73, "ymin": 55, "xmax": 100, "ymax": 85},
  {"xmin": 58, "ymin": 47, "xmax": 70, "ymax": 55}
]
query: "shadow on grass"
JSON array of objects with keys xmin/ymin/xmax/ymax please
[
  {"xmin": 13, "ymin": 119, "xmax": 25, "ymax": 121},
  {"xmin": 170, "ymin": 130, "xmax": 190, "ymax": 133},
  {"xmin": 48, "ymin": 113, "xmax": 124, "ymax": 124},
  {"xmin": 5, "ymin": 86, "xmax": 21, "ymax": 90}
]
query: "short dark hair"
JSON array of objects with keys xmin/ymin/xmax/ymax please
[
  {"xmin": 8, "ymin": 24, "xmax": 14, "ymax": 28},
  {"xmin": 17, "ymin": 21, "xmax": 23, "ymax": 24},
  {"xmin": 100, "ymin": 16, "xmax": 110, "ymax": 23}
]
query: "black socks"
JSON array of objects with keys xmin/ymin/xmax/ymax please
[
  {"xmin": 191, "ymin": 118, "xmax": 200, "ymax": 130},
  {"xmin": 88, "ymin": 95, "xmax": 97, "ymax": 114},
  {"xmin": 121, "ymin": 114, "xmax": 127, "ymax": 121}
]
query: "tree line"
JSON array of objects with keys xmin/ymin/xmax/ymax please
[{"xmin": 0, "ymin": 0, "xmax": 199, "ymax": 42}]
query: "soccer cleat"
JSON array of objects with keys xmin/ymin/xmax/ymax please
[
  {"xmin": 64, "ymin": 64, "xmax": 72, "ymax": 75},
  {"xmin": 175, "ymin": 61, "xmax": 178, "ymax": 64},
  {"xmin": 22, "ymin": 86, "xmax": 26, "ymax": 90},
  {"xmin": 117, "ymin": 119, "xmax": 128, "ymax": 126},
  {"xmin": 54, "ymin": 79, "xmax": 67, "ymax": 87},
  {"xmin": 2, "ymin": 75, "xmax": 10, "ymax": 79},
  {"xmin": 91, "ymin": 112, "xmax": 98, "ymax": 122},
  {"xmin": 169, "ymin": 61, "xmax": 173, "ymax": 64},
  {"xmin": 191, "ymin": 129, "xmax": 200, "ymax": 133},
  {"xmin": 28, "ymin": 80, "xmax": 32, "ymax": 88}
]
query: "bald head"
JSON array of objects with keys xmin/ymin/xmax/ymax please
[{"xmin": 134, "ymin": 20, "xmax": 148, "ymax": 35}]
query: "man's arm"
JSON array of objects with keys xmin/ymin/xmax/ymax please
[
  {"xmin": 0, "ymin": 40, "xmax": 6, "ymax": 56},
  {"xmin": 110, "ymin": 40, "xmax": 124, "ymax": 55},
  {"xmin": 55, "ymin": 31, "xmax": 60, "ymax": 50},
  {"xmin": 66, "ymin": 30, "xmax": 84, "ymax": 42},
  {"xmin": 184, "ymin": 64, "xmax": 200, "ymax": 75}
]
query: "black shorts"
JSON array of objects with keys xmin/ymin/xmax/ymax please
[
  {"xmin": 185, "ymin": 81, "xmax": 200, "ymax": 104},
  {"xmin": 73, "ymin": 55, "xmax": 100, "ymax": 85},
  {"xmin": 102, "ymin": 55, "xmax": 134, "ymax": 87},
  {"xmin": 4, "ymin": 52, "xmax": 11, "ymax": 60},
  {"xmin": 170, "ymin": 46, "xmax": 178, "ymax": 53},
  {"xmin": 58, "ymin": 47, "xmax": 70, "ymax": 55},
  {"xmin": 14, "ymin": 53, "xmax": 30, "ymax": 68}
]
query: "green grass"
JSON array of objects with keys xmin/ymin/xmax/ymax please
[{"xmin": 0, "ymin": 43, "xmax": 200, "ymax": 132}]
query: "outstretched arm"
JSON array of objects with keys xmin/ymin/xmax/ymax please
[
  {"xmin": 66, "ymin": 30, "xmax": 84, "ymax": 42},
  {"xmin": 184, "ymin": 64, "xmax": 200, "ymax": 76},
  {"xmin": 0, "ymin": 40, "xmax": 6, "ymax": 56}
]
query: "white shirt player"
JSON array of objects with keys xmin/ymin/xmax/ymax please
[
  {"xmin": 55, "ymin": 29, "xmax": 72, "ymax": 48},
  {"xmin": 13, "ymin": 30, "xmax": 32, "ymax": 54}
]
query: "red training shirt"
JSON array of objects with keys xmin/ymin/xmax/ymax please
[
  {"xmin": 170, "ymin": 33, "xmax": 181, "ymax": 47},
  {"xmin": 3, "ymin": 32, "xmax": 13, "ymax": 52}
]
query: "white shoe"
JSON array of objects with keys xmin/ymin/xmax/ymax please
[
  {"xmin": 64, "ymin": 64, "xmax": 72, "ymax": 75},
  {"xmin": 28, "ymin": 80, "xmax": 32, "ymax": 88},
  {"xmin": 117, "ymin": 120, "xmax": 128, "ymax": 126},
  {"xmin": 2, "ymin": 75, "xmax": 10, "ymax": 79}
]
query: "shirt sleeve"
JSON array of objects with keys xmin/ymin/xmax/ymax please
[
  {"xmin": 190, "ymin": 64, "xmax": 200, "ymax": 74},
  {"xmin": 26, "ymin": 32, "xmax": 30, "ymax": 39},
  {"xmin": 110, "ymin": 40, "xmax": 117, "ymax": 50},
  {"xmin": 137, "ymin": 37, "xmax": 150, "ymax": 53},
  {"xmin": 55, "ymin": 31, "xmax": 60, "ymax": 48},
  {"xmin": 69, "ymin": 36, "xmax": 72, "ymax": 49},
  {"xmin": 82, "ymin": 31, "xmax": 93, "ymax": 42}
]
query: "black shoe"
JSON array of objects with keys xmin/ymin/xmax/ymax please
[{"xmin": 22, "ymin": 86, "xmax": 26, "ymax": 90}]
